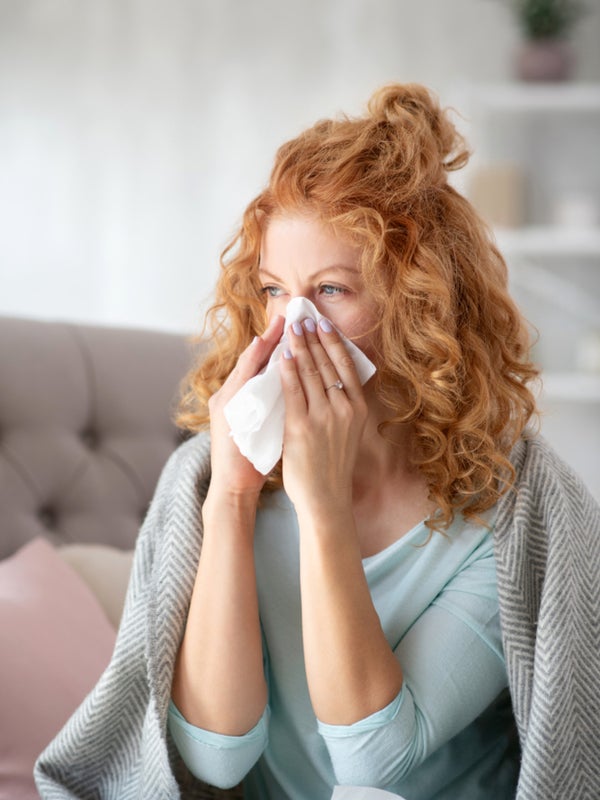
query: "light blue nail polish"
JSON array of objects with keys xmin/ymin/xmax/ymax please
[
  {"xmin": 292, "ymin": 322, "xmax": 303, "ymax": 336},
  {"xmin": 319, "ymin": 318, "xmax": 333, "ymax": 333},
  {"xmin": 303, "ymin": 317, "xmax": 316, "ymax": 333},
  {"xmin": 283, "ymin": 349, "xmax": 293, "ymax": 360}
]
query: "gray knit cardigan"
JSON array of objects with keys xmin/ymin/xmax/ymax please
[{"xmin": 34, "ymin": 432, "xmax": 600, "ymax": 799}]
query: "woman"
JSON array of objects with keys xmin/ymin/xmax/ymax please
[{"xmin": 35, "ymin": 84, "xmax": 600, "ymax": 800}]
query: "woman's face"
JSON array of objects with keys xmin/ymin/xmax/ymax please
[{"xmin": 259, "ymin": 214, "xmax": 380, "ymax": 357}]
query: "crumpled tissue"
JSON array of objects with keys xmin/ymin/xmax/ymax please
[{"xmin": 223, "ymin": 296, "xmax": 376, "ymax": 475}]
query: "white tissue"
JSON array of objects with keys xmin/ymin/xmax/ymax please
[{"xmin": 223, "ymin": 297, "xmax": 376, "ymax": 475}]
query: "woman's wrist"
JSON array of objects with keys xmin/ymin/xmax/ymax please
[
  {"xmin": 292, "ymin": 482, "xmax": 352, "ymax": 522},
  {"xmin": 295, "ymin": 503, "xmax": 356, "ymax": 546},
  {"xmin": 202, "ymin": 483, "xmax": 261, "ymax": 527}
]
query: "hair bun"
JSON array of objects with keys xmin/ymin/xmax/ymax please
[{"xmin": 367, "ymin": 83, "xmax": 469, "ymax": 182}]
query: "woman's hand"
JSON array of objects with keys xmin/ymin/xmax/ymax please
[
  {"xmin": 207, "ymin": 314, "xmax": 285, "ymax": 499},
  {"xmin": 279, "ymin": 319, "xmax": 404, "ymax": 727},
  {"xmin": 279, "ymin": 317, "xmax": 368, "ymax": 516},
  {"xmin": 174, "ymin": 318, "xmax": 284, "ymax": 735}
]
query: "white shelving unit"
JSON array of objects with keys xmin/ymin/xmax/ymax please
[
  {"xmin": 452, "ymin": 82, "xmax": 600, "ymax": 400},
  {"xmin": 541, "ymin": 372, "xmax": 600, "ymax": 403},
  {"xmin": 451, "ymin": 82, "xmax": 600, "ymax": 499},
  {"xmin": 494, "ymin": 226, "xmax": 600, "ymax": 258},
  {"xmin": 455, "ymin": 82, "xmax": 600, "ymax": 113}
]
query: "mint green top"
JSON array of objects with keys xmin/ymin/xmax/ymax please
[{"xmin": 169, "ymin": 491, "xmax": 518, "ymax": 799}]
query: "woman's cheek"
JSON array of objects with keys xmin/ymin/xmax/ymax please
[{"xmin": 343, "ymin": 314, "xmax": 380, "ymax": 358}]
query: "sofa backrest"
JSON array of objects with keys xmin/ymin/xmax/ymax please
[{"xmin": 0, "ymin": 316, "xmax": 197, "ymax": 559}]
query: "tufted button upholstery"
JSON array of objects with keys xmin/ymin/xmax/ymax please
[
  {"xmin": 0, "ymin": 316, "xmax": 201, "ymax": 559},
  {"xmin": 38, "ymin": 507, "xmax": 58, "ymax": 528},
  {"xmin": 80, "ymin": 429, "xmax": 99, "ymax": 450}
]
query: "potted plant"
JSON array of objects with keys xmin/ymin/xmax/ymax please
[{"xmin": 510, "ymin": 0, "xmax": 587, "ymax": 81}]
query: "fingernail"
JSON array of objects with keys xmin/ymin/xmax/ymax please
[
  {"xmin": 303, "ymin": 317, "xmax": 316, "ymax": 333},
  {"xmin": 319, "ymin": 318, "xmax": 333, "ymax": 333},
  {"xmin": 283, "ymin": 349, "xmax": 293, "ymax": 360},
  {"xmin": 292, "ymin": 321, "xmax": 303, "ymax": 336}
]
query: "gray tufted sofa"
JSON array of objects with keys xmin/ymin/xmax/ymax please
[
  {"xmin": 0, "ymin": 314, "xmax": 193, "ymax": 560},
  {"xmin": 0, "ymin": 316, "xmax": 248, "ymax": 799}
]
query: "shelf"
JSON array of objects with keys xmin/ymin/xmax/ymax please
[
  {"xmin": 539, "ymin": 371, "xmax": 600, "ymax": 402},
  {"xmin": 453, "ymin": 83, "xmax": 600, "ymax": 403},
  {"xmin": 455, "ymin": 82, "xmax": 600, "ymax": 113},
  {"xmin": 494, "ymin": 226, "xmax": 600, "ymax": 258}
]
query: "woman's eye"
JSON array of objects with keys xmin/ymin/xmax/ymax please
[
  {"xmin": 260, "ymin": 285, "xmax": 285, "ymax": 298},
  {"xmin": 319, "ymin": 284, "xmax": 347, "ymax": 296}
]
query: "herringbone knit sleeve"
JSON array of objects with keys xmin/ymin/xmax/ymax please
[
  {"xmin": 494, "ymin": 436, "xmax": 600, "ymax": 800},
  {"xmin": 34, "ymin": 432, "xmax": 242, "ymax": 800}
]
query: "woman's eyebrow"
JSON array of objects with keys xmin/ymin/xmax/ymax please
[
  {"xmin": 257, "ymin": 268, "xmax": 280, "ymax": 280},
  {"xmin": 258, "ymin": 264, "xmax": 360, "ymax": 280}
]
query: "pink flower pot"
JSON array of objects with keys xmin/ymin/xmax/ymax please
[{"xmin": 515, "ymin": 38, "xmax": 574, "ymax": 82}]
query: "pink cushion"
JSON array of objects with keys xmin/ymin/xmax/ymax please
[{"xmin": 0, "ymin": 538, "xmax": 116, "ymax": 800}]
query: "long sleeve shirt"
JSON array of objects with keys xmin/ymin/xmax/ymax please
[{"xmin": 168, "ymin": 489, "xmax": 518, "ymax": 800}]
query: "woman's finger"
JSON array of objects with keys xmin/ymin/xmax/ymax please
[
  {"xmin": 225, "ymin": 314, "xmax": 284, "ymax": 389},
  {"xmin": 279, "ymin": 347, "xmax": 309, "ymax": 417},
  {"xmin": 301, "ymin": 317, "xmax": 363, "ymax": 402},
  {"xmin": 287, "ymin": 320, "xmax": 334, "ymax": 406}
]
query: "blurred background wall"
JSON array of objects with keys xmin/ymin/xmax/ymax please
[
  {"xmin": 1, "ymin": 0, "xmax": 599, "ymax": 495},
  {"xmin": 1, "ymin": 0, "xmax": 598, "ymax": 332}
]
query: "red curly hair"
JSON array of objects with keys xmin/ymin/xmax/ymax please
[{"xmin": 177, "ymin": 82, "xmax": 540, "ymax": 531}]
